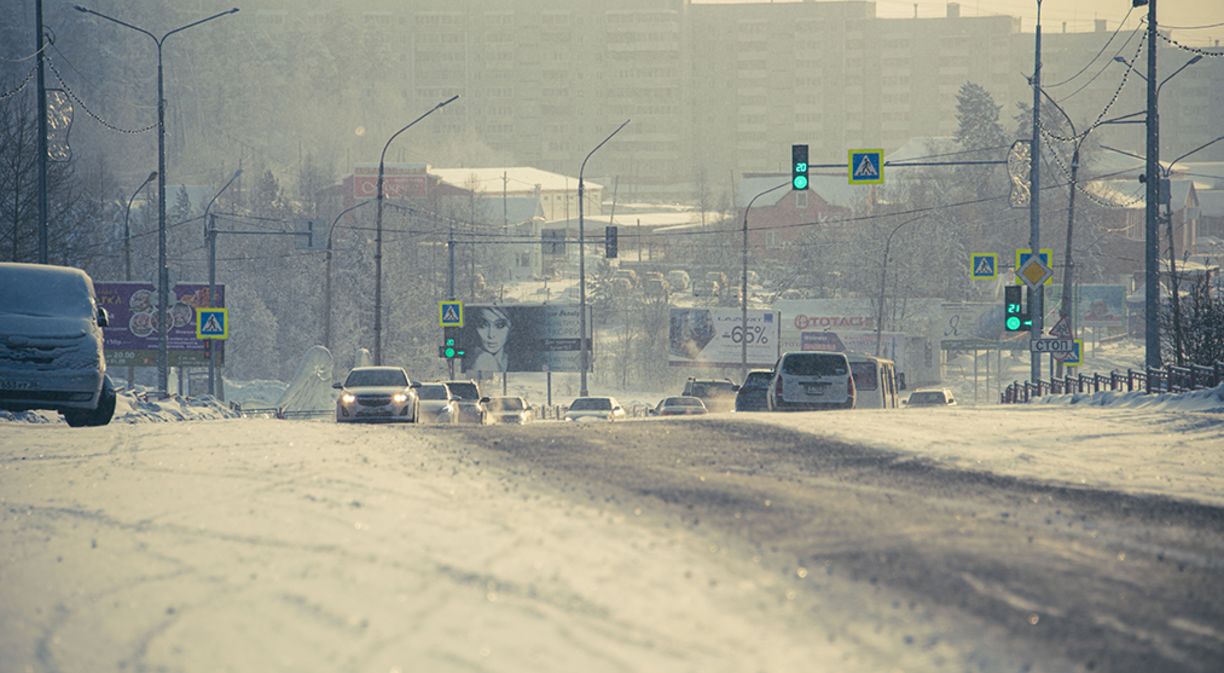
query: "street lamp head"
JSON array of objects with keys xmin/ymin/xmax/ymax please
[
  {"xmin": 1188, "ymin": 55, "xmax": 1204, "ymax": 66},
  {"xmin": 1112, "ymin": 56, "xmax": 1127, "ymax": 64},
  {"xmin": 228, "ymin": 8, "xmax": 240, "ymax": 14},
  {"xmin": 232, "ymin": 168, "xmax": 243, "ymax": 178},
  {"xmin": 74, "ymin": 5, "xmax": 88, "ymax": 12},
  {"xmin": 147, "ymin": 171, "xmax": 158, "ymax": 181}
]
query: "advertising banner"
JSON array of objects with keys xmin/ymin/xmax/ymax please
[
  {"xmin": 460, "ymin": 304, "xmax": 592, "ymax": 374},
  {"xmin": 94, "ymin": 282, "xmax": 225, "ymax": 367},
  {"xmin": 1077, "ymin": 284, "xmax": 1125, "ymax": 327},
  {"xmin": 352, "ymin": 163, "xmax": 428, "ymax": 200},
  {"xmin": 668, "ymin": 308, "xmax": 781, "ymax": 368}
]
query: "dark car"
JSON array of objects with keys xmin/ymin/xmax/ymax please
[
  {"xmin": 681, "ymin": 377, "xmax": 739, "ymax": 413},
  {"xmin": 734, "ymin": 369, "xmax": 774, "ymax": 412},
  {"xmin": 649, "ymin": 396, "xmax": 707, "ymax": 417}
]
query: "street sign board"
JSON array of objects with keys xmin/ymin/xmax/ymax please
[
  {"xmin": 439, "ymin": 301, "xmax": 464, "ymax": 328},
  {"xmin": 1030, "ymin": 337, "xmax": 1075, "ymax": 353},
  {"xmin": 196, "ymin": 308, "xmax": 229, "ymax": 340},
  {"xmin": 95, "ymin": 282, "xmax": 225, "ymax": 366},
  {"xmin": 1017, "ymin": 253, "xmax": 1053, "ymax": 289},
  {"xmin": 1061, "ymin": 339, "xmax": 1084, "ymax": 367},
  {"xmin": 971, "ymin": 253, "xmax": 997, "ymax": 280},
  {"xmin": 848, "ymin": 149, "xmax": 884, "ymax": 185},
  {"xmin": 1015, "ymin": 248, "xmax": 1054, "ymax": 286},
  {"xmin": 668, "ymin": 308, "xmax": 782, "ymax": 367}
]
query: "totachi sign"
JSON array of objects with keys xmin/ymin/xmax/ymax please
[{"xmin": 352, "ymin": 163, "xmax": 429, "ymax": 200}]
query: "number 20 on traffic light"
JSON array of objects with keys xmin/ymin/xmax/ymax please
[{"xmin": 792, "ymin": 144, "xmax": 809, "ymax": 190}]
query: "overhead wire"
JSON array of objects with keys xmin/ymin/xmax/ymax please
[{"xmin": 1045, "ymin": 6, "xmax": 1135, "ymax": 89}]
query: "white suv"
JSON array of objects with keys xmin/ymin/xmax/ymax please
[{"xmin": 767, "ymin": 352, "xmax": 856, "ymax": 411}]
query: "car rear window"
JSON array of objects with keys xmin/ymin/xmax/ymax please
[
  {"xmin": 743, "ymin": 372, "xmax": 773, "ymax": 388},
  {"xmin": 488, "ymin": 397, "xmax": 524, "ymax": 411},
  {"xmin": 345, "ymin": 369, "xmax": 408, "ymax": 387},
  {"xmin": 447, "ymin": 382, "xmax": 479, "ymax": 400},
  {"xmin": 665, "ymin": 397, "xmax": 702, "ymax": 407},
  {"xmin": 909, "ymin": 391, "xmax": 947, "ymax": 404},
  {"xmin": 782, "ymin": 354, "xmax": 848, "ymax": 376},
  {"xmin": 850, "ymin": 362, "xmax": 879, "ymax": 391},
  {"xmin": 570, "ymin": 397, "xmax": 612, "ymax": 411}
]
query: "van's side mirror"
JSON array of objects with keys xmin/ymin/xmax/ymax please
[
  {"xmin": 97, "ymin": 307, "xmax": 110, "ymax": 327},
  {"xmin": 331, "ymin": 382, "xmax": 343, "ymax": 389},
  {"xmin": 480, "ymin": 397, "xmax": 490, "ymax": 404},
  {"xmin": 732, "ymin": 385, "xmax": 741, "ymax": 392},
  {"xmin": 410, "ymin": 382, "xmax": 421, "ymax": 388}
]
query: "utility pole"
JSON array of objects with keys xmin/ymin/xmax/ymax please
[
  {"xmin": 448, "ymin": 220, "xmax": 456, "ymax": 380},
  {"xmin": 1143, "ymin": 0, "xmax": 1161, "ymax": 370},
  {"xmin": 1028, "ymin": 0, "xmax": 1044, "ymax": 385},
  {"xmin": 35, "ymin": 0, "xmax": 48, "ymax": 263}
]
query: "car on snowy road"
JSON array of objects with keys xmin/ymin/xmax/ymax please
[
  {"xmin": 649, "ymin": 396, "xmax": 707, "ymax": 417},
  {"xmin": 415, "ymin": 382, "xmax": 459, "ymax": 424},
  {"xmin": 564, "ymin": 396, "xmax": 626, "ymax": 422},
  {"xmin": 0, "ymin": 263, "xmax": 116, "ymax": 427},
  {"xmin": 904, "ymin": 388, "xmax": 957, "ymax": 407},
  {"xmin": 734, "ymin": 369, "xmax": 774, "ymax": 412},
  {"xmin": 333, "ymin": 366, "xmax": 419, "ymax": 423},
  {"xmin": 444, "ymin": 380, "xmax": 488, "ymax": 424},
  {"xmin": 484, "ymin": 396, "xmax": 533, "ymax": 424}
]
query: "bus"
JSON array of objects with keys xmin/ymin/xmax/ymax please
[{"xmin": 846, "ymin": 353, "xmax": 900, "ymax": 409}]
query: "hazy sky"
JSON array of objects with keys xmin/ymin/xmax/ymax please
[{"xmin": 696, "ymin": 0, "xmax": 1224, "ymax": 44}]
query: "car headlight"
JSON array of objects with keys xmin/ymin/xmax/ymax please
[
  {"xmin": 393, "ymin": 392, "xmax": 408, "ymax": 404},
  {"xmin": 341, "ymin": 392, "xmax": 356, "ymax": 404}
]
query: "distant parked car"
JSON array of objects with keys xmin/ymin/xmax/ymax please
[
  {"xmin": 415, "ymin": 383, "xmax": 459, "ymax": 424},
  {"xmin": 905, "ymin": 388, "xmax": 957, "ymax": 407},
  {"xmin": 334, "ymin": 366, "xmax": 420, "ymax": 423},
  {"xmin": 564, "ymin": 396, "xmax": 626, "ymax": 422},
  {"xmin": 649, "ymin": 396, "xmax": 707, "ymax": 417},
  {"xmin": 666, "ymin": 270, "xmax": 690, "ymax": 292},
  {"xmin": 0, "ymin": 263, "xmax": 116, "ymax": 427},
  {"xmin": 767, "ymin": 352, "xmax": 855, "ymax": 411},
  {"xmin": 734, "ymin": 369, "xmax": 774, "ymax": 412},
  {"xmin": 485, "ymin": 396, "xmax": 533, "ymax": 424},
  {"xmin": 444, "ymin": 380, "xmax": 487, "ymax": 424}
]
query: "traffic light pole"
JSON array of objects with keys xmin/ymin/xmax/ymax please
[
  {"xmin": 1028, "ymin": 0, "xmax": 1044, "ymax": 385},
  {"xmin": 447, "ymin": 222, "xmax": 456, "ymax": 380}
]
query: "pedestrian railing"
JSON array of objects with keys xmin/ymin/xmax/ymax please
[{"xmin": 1001, "ymin": 360, "xmax": 1224, "ymax": 404}]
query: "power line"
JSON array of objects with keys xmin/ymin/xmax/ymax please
[{"xmin": 1045, "ymin": 6, "xmax": 1135, "ymax": 89}]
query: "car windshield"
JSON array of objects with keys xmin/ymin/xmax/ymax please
[
  {"xmin": 782, "ymin": 354, "xmax": 848, "ymax": 376},
  {"xmin": 417, "ymin": 385, "xmax": 449, "ymax": 400},
  {"xmin": 447, "ymin": 382, "xmax": 479, "ymax": 400},
  {"xmin": 909, "ymin": 391, "xmax": 947, "ymax": 404},
  {"xmin": 345, "ymin": 369, "xmax": 408, "ymax": 387},
  {"xmin": 664, "ymin": 397, "xmax": 702, "ymax": 407},
  {"xmin": 570, "ymin": 397, "xmax": 612, "ymax": 411},
  {"xmin": 850, "ymin": 362, "xmax": 879, "ymax": 391},
  {"xmin": 488, "ymin": 397, "xmax": 525, "ymax": 411},
  {"xmin": 0, "ymin": 266, "xmax": 94, "ymax": 319},
  {"xmin": 743, "ymin": 372, "xmax": 773, "ymax": 388}
]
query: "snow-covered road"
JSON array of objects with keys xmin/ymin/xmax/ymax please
[{"xmin": 2, "ymin": 404, "xmax": 1221, "ymax": 673}]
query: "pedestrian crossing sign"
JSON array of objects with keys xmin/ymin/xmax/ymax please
[
  {"xmin": 196, "ymin": 308, "xmax": 228, "ymax": 340},
  {"xmin": 848, "ymin": 149, "xmax": 884, "ymax": 185},
  {"xmin": 971, "ymin": 253, "xmax": 998, "ymax": 280},
  {"xmin": 439, "ymin": 301, "xmax": 464, "ymax": 327}
]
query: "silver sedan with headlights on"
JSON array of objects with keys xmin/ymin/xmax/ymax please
[{"xmin": 333, "ymin": 366, "xmax": 420, "ymax": 423}]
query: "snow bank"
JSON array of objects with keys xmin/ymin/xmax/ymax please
[
  {"xmin": 1034, "ymin": 383, "xmax": 1224, "ymax": 413},
  {"xmin": 275, "ymin": 345, "xmax": 336, "ymax": 413},
  {"xmin": 1, "ymin": 389, "xmax": 238, "ymax": 425}
]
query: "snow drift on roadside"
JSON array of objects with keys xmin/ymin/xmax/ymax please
[
  {"xmin": 1, "ymin": 389, "xmax": 238, "ymax": 424},
  {"xmin": 1034, "ymin": 383, "xmax": 1224, "ymax": 413}
]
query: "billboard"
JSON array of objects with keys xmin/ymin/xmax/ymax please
[
  {"xmin": 1078, "ymin": 284, "xmax": 1125, "ymax": 327},
  {"xmin": 352, "ymin": 163, "xmax": 429, "ymax": 200},
  {"xmin": 460, "ymin": 304, "xmax": 592, "ymax": 374},
  {"xmin": 94, "ymin": 282, "xmax": 225, "ymax": 367},
  {"xmin": 668, "ymin": 308, "xmax": 781, "ymax": 368}
]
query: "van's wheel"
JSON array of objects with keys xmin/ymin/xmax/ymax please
[{"xmin": 64, "ymin": 377, "xmax": 117, "ymax": 427}]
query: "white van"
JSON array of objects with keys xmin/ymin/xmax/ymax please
[
  {"xmin": 0, "ymin": 263, "xmax": 116, "ymax": 426},
  {"xmin": 846, "ymin": 353, "xmax": 899, "ymax": 409},
  {"xmin": 767, "ymin": 351, "xmax": 855, "ymax": 411}
]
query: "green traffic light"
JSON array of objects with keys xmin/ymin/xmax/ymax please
[
  {"xmin": 444, "ymin": 347, "xmax": 456, "ymax": 359},
  {"xmin": 792, "ymin": 175, "xmax": 808, "ymax": 190},
  {"xmin": 1005, "ymin": 316, "xmax": 1021, "ymax": 331}
]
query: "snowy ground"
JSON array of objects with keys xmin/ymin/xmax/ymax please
[{"xmin": 0, "ymin": 389, "xmax": 237, "ymax": 425}]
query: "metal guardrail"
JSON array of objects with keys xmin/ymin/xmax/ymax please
[
  {"xmin": 1001, "ymin": 360, "xmax": 1224, "ymax": 403},
  {"xmin": 233, "ymin": 402, "xmax": 654, "ymax": 421}
]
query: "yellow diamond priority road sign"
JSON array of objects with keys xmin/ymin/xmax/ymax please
[{"xmin": 1017, "ymin": 254, "xmax": 1053, "ymax": 289}]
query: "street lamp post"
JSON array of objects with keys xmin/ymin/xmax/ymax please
[
  {"xmin": 324, "ymin": 199, "xmax": 374, "ymax": 354},
  {"xmin": 205, "ymin": 169, "xmax": 242, "ymax": 397},
  {"xmin": 372, "ymin": 95, "xmax": 459, "ymax": 365},
  {"xmin": 1028, "ymin": 0, "xmax": 1044, "ymax": 385},
  {"xmin": 122, "ymin": 170, "xmax": 157, "ymax": 388},
  {"xmin": 741, "ymin": 181, "xmax": 788, "ymax": 379},
  {"xmin": 75, "ymin": 4, "xmax": 239, "ymax": 399},
  {"xmin": 578, "ymin": 119, "xmax": 630, "ymax": 397},
  {"xmin": 874, "ymin": 215, "xmax": 926, "ymax": 357}
]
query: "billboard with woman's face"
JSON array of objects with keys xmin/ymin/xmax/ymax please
[{"xmin": 460, "ymin": 304, "xmax": 592, "ymax": 373}]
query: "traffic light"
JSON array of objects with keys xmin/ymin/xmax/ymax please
[
  {"xmin": 605, "ymin": 225, "xmax": 618, "ymax": 258},
  {"xmin": 438, "ymin": 334, "xmax": 465, "ymax": 359},
  {"xmin": 1004, "ymin": 285, "xmax": 1032, "ymax": 332},
  {"xmin": 792, "ymin": 144, "xmax": 809, "ymax": 190}
]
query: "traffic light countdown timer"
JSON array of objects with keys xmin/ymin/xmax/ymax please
[
  {"xmin": 792, "ymin": 144, "xmax": 809, "ymax": 190},
  {"xmin": 1004, "ymin": 285, "xmax": 1032, "ymax": 332}
]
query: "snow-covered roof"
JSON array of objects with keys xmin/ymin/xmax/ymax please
[
  {"xmin": 430, "ymin": 167, "xmax": 597, "ymax": 194},
  {"xmin": 736, "ymin": 173, "xmax": 858, "ymax": 210},
  {"xmin": 543, "ymin": 210, "xmax": 711, "ymax": 230}
]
